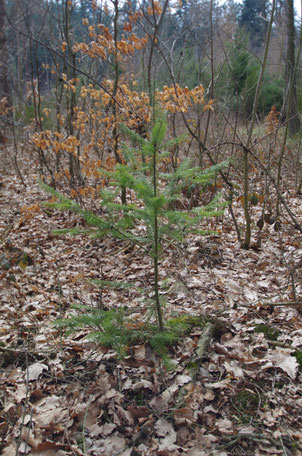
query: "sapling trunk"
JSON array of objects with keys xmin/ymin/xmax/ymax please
[
  {"xmin": 242, "ymin": 0, "xmax": 275, "ymax": 249},
  {"xmin": 154, "ymin": 241, "xmax": 164, "ymax": 331},
  {"xmin": 152, "ymin": 127, "xmax": 164, "ymax": 331},
  {"xmin": 242, "ymin": 148, "xmax": 251, "ymax": 249},
  {"xmin": 112, "ymin": 0, "xmax": 126, "ymax": 204}
]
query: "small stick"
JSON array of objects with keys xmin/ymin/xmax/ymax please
[{"xmin": 259, "ymin": 301, "xmax": 302, "ymax": 308}]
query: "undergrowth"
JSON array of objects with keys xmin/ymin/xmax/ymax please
[{"xmin": 54, "ymin": 306, "xmax": 206, "ymax": 368}]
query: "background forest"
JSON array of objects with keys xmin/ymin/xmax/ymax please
[
  {"xmin": 1, "ymin": 0, "xmax": 302, "ymax": 455},
  {"xmin": 1, "ymin": 0, "xmax": 302, "ymax": 249}
]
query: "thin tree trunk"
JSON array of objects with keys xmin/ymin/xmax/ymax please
[
  {"xmin": 242, "ymin": 0, "xmax": 276, "ymax": 249},
  {"xmin": 152, "ymin": 133, "xmax": 164, "ymax": 331},
  {"xmin": 285, "ymin": 0, "xmax": 300, "ymax": 136},
  {"xmin": 0, "ymin": 0, "xmax": 11, "ymax": 107}
]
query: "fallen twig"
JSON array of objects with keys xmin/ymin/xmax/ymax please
[
  {"xmin": 259, "ymin": 301, "xmax": 302, "ymax": 308},
  {"xmin": 267, "ymin": 340, "xmax": 293, "ymax": 349},
  {"xmin": 187, "ymin": 321, "xmax": 215, "ymax": 366},
  {"xmin": 217, "ymin": 432, "xmax": 286, "ymax": 452}
]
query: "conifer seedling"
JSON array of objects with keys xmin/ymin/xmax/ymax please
[{"xmin": 41, "ymin": 114, "xmax": 228, "ymax": 339}]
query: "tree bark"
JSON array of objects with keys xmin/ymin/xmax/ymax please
[
  {"xmin": 0, "ymin": 0, "xmax": 11, "ymax": 106},
  {"xmin": 285, "ymin": 0, "xmax": 300, "ymax": 135}
]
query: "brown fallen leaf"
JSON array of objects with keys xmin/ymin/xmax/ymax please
[{"xmin": 127, "ymin": 404, "xmax": 150, "ymax": 419}]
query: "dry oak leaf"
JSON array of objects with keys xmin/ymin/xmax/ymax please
[
  {"xmin": 20, "ymin": 427, "xmax": 42, "ymax": 449},
  {"xmin": 267, "ymin": 349, "xmax": 299, "ymax": 380},
  {"xmin": 224, "ymin": 360, "xmax": 244, "ymax": 378},
  {"xmin": 127, "ymin": 404, "xmax": 150, "ymax": 419},
  {"xmin": 154, "ymin": 418, "xmax": 174, "ymax": 437},
  {"xmin": 154, "ymin": 419, "xmax": 179, "ymax": 451},
  {"xmin": 89, "ymin": 422, "xmax": 116, "ymax": 438},
  {"xmin": 28, "ymin": 362, "xmax": 48, "ymax": 381},
  {"xmin": 102, "ymin": 433, "xmax": 127, "ymax": 454},
  {"xmin": 173, "ymin": 407, "xmax": 194, "ymax": 424},
  {"xmin": 216, "ymin": 418, "xmax": 234, "ymax": 435}
]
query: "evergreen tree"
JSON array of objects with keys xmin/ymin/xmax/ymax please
[
  {"xmin": 239, "ymin": 0, "xmax": 267, "ymax": 48},
  {"xmin": 41, "ymin": 115, "xmax": 228, "ymax": 334},
  {"xmin": 229, "ymin": 30, "xmax": 250, "ymax": 95}
]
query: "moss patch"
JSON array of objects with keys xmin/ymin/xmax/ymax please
[
  {"xmin": 232, "ymin": 389, "xmax": 261, "ymax": 424},
  {"xmin": 293, "ymin": 350, "xmax": 302, "ymax": 372},
  {"xmin": 166, "ymin": 314, "xmax": 208, "ymax": 334},
  {"xmin": 254, "ymin": 323, "xmax": 279, "ymax": 341}
]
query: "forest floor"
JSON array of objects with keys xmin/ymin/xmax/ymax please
[{"xmin": 1, "ymin": 147, "xmax": 302, "ymax": 456}]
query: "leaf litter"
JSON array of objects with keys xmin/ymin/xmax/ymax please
[{"xmin": 0, "ymin": 165, "xmax": 302, "ymax": 455}]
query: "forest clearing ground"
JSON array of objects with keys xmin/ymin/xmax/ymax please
[{"xmin": 1, "ymin": 152, "xmax": 302, "ymax": 456}]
